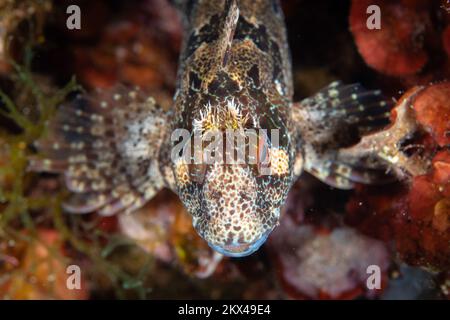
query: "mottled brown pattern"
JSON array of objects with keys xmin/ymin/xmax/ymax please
[
  {"xmin": 171, "ymin": 0, "xmax": 294, "ymax": 256},
  {"xmin": 32, "ymin": 0, "xmax": 404, "ymax": 257},
  {"xmin": 30, "ymin": 87, "xmax": 175, "ymax": 216}
]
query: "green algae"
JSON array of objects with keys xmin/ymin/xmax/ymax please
[{"xmin": 0, "ymin": 52, "xmax": 158, "ymax": 299}]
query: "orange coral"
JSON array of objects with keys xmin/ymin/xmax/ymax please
[
  {"xmin": 0, "ymin": 230, "xmax": 89, "ymax": 300},
  {"xmin": 346, "ymin": 80, "xmax": 450, "ymax": 271},
  {"xmin": 413, "ymin": 82, "xmax": 450, "ymax": 147},
  {"xmin": 349, "ymin": 0, "xmax": 431, "ymax": 77}
]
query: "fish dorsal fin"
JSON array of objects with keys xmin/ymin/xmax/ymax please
[
  {"xmin": 217, "ymin": 0, "xmax": 239, "ymax": 68},
  {"xmin": 197, "ymin": 0, "xmax": 239, "ymax": 92}
]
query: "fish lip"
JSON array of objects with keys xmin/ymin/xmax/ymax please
[{"xmin": 207, "ymin": 231, "xmax": 271, "ymax": 258}]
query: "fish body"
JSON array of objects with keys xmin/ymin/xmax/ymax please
[
  {"xmin": 171, "ymin": 0, "xmax": 295, "ymax": 256},
  {"xmin": 31, "ymin": 0, "xmax": 397, "ymax": 257}
]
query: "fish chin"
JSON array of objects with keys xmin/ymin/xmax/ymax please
[{"xmin": 206, "ymin": 230, "xmax": 271, "ymax": 258}]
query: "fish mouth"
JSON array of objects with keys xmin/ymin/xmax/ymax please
[{"xmin": 207, "ymin": 231, "xmax": 271, "ymax": 258}]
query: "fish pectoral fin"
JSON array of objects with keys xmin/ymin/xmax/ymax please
[
  {"xmin": 29, "ymin": 86, "xmax": 176, "ymax": 216},
  {"xmin": 302, "ymin": 148, "xmax": 396, "ymax": 190},
  {"xmin": 292, "ymin": 81, "xmax": 395, "ymax": 189},
  {"xmin": 338, "ymin": 86, "xmax": 432, "ymax": 179}
]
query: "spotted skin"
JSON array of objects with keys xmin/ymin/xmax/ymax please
[
  {"xmin": 31, "ymin": 0, "xmax": 405, "ymax": 257},
  {"xmin": 170, "ymin": 0, "xmax": 294, "ymax": 256}
]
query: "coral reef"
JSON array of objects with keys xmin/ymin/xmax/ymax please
[
  {"xmin": 350, "ymin": 0, "xmax": 450, "ymax": 79},
  {"xmin": 350, "ymin": 0, "xmax": 431, "ymax": 77},
  {"xmin": 0, "ymin": 0, "xmax": 448, "ymax": 299},
  {"xmin": 269, "ymin": 214, "xmax": 390, "ymax": 299},
  {"xmin": 0, "ymin": 229, "xmax": 88, "ymax": 299}
]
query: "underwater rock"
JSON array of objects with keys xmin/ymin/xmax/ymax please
[
  {"xmin": 72, "ymin": 21, "xmax": 174, "ymax": 90},
  {"xmin": 347, "ymin": 150, "xmax": 450, "ymax": 270},
  {"xmin": 118, "ymin": 191, "xmax": 223, "ymax": 279},
  {"xmin": 412, "ymin": 82, "xmax": 450, "ymax": 147},
  {"xmin": 406, "ymin": 150, "xmax": 450, "ymax": 254},
  {"xmin": 381, "ymin": 264, "xmax": 437, "ymax": 299},
  {"xmin": 0, "ymin": 229, "xmax": 89, "ymax": 300},
  {"xmin": 67, "ymin": 0, "xmax": 181, "ymax": 92},
  {"xmin": 118, "ymin": 193, "xmax": 177, "ymax": 264},
  {"xmin": 269, "ymin": 214, "xmax": 389, "ymax": 299}
]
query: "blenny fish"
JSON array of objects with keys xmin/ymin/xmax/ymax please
[{"xmin": 30, "ymin": 0, "xmax": 414, "ymax": 257}]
